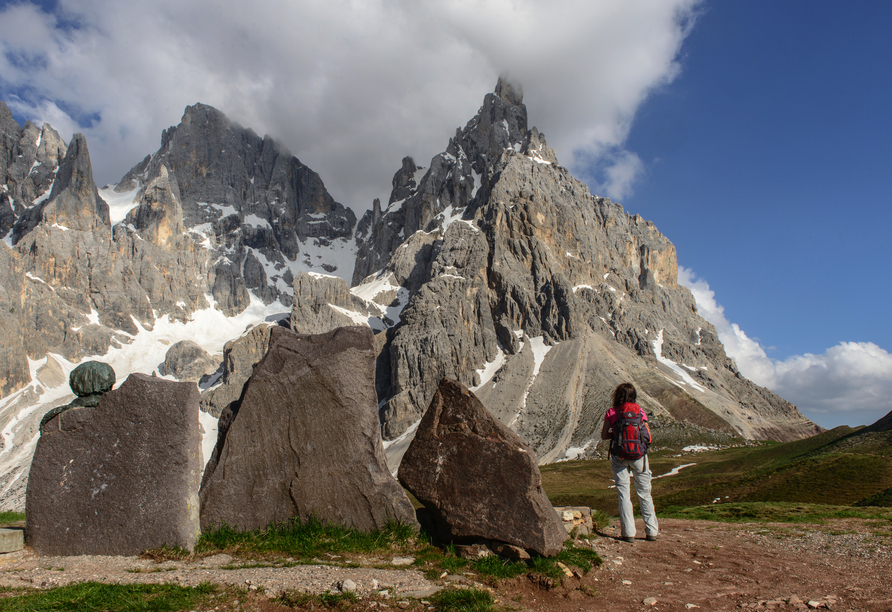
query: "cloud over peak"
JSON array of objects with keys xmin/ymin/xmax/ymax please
[{"xmin": 1, "ymin": 0, "xmax": 699, "ymax": 209}]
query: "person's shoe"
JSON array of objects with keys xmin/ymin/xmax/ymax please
[
  {"xmin": 621, "ymin": 536, "xmax": 635, "ymax": 543},
  {"xmin": 645, "ymin": 534, "xmax": 658, "ymax": 541}
]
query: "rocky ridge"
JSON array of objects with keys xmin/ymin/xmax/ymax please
[
  {"xmin": 296, "ymin": 78, "xmax": 820, "ymax": 466},
  {"xmin": 0, "ymin": 81, "xmax": 821, "ymax": 510}
]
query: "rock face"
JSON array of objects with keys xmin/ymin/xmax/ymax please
[
  {"xmin": 116, "ymin": 102, "xmax": 357, "ymax": 309},
  {"xmin": 353, "ymin": 77, "xmax": 822, "ymax": 457},
  {"xmin": 0, "ymin": 80, "xmax": 824, "ymax": 511},
  {"xmin": 26, "ymin": 373, "xmax": 201, "ymax": 555},
  {"xmin": 161, "ymin": 340, "xmax": 220, "ymax": 382},
  {"xmin": 199, "ymin": 325, "xmax": 418, "ymax": 533},
  {"xmin": 398, "ymin": 378, "xmax": 567, "ymax": 556},
  {"xmin": 0, "ymin": 101, "xmax": 67, "ymax": 241},
  {"xmin": 0, "ymin": 120, "xmax": 212, "ymax": 397},
  {"xmin": 199, "ymin": 324, "xmax": 275, "ymax": 417}
]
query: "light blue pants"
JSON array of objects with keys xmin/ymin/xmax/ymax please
[{"xmin": 610, "ymin": 454, "xmax": 659, "ymax": 538}]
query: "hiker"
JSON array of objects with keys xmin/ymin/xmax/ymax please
[{"xmin": 601, "ymin": 382, "xmax": 659, "ymax": 542}]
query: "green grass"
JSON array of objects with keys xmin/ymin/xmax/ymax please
[
  {"xmin": 468, "ymin": 542, "xmax": 600, "ymax": 582},
  {"xmin": 541, "ymin": 426, "xmax": 892, "ymax": 518},
  {"xmin": 196, "ymin": 516, "xmax": 416, "ymax": 559},
  {"xmin": 856, "ymin": 486, "xmax": 892, "ymax": 507},
  {"xmin": 659, "ymin": 502, "xmax": 892, "ymax": 524},
  {"xmin": 471, "ymin": 555, "xmax": 527, "ymax": 579},
  {"xmin": 0, "ymin": 581, "xmax": 217, "ymax": 612},
  {"xmin": 0, "ymin": 511, "xmax": 24, "ymax": 524},
  {"xmin": 430, "ymin": 588, "xmax": 496, "ymax": 612}
]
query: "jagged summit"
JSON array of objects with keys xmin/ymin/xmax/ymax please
[
  {"xmin": 298, "ymin": 81, "xmax": 822, "ymax": 463},
  {"xmin": 351, "ymin": 77, "xmax": 554, "ymax": 284},
  {"xmin": 494, "ymin": 75, "xmax": 523, "ymax": 106},
  {"xmin": 0, "ymin": 86, "xmax": 822, "ymax": 510}
]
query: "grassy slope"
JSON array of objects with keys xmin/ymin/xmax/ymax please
[{"xmin": 542, "ymin": 426, "xmax": 892, "ymax": 516}]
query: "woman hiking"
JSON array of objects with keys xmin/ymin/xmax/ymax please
[{"xmin": 601, "ymin": 382, "xmax": 659, "ymax": 542}]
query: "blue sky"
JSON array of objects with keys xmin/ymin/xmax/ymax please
[
  {"xmin": 1, "ymin": 0, "xmax": 889, "ymax": 429},
  {"xmin": 618, "ymin": 1, "xmax": 892, "ymax": 428}
]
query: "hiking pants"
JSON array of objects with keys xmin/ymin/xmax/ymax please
[{"xmin": 610, "ymin": 454, "xmax": 659, "ymax": 538}]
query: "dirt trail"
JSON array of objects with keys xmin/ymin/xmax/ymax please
[
  {"xmin": 514, "ymin": 518, "xmax": 892, "ymax": 612},
  {"xmin": 0, "ymin": 518, "xmax": 889, "ymax": 611}
]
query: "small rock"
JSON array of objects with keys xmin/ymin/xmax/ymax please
[
  {"xmin": 340, "ymin": 579, "xmax": 357, "ymax": 592},
  {"xmin": 391, "ymin": 557, "xmax": 415, "ymax": 566},
  {"xmin": 491, "ymin": 542, "xmax": 531, "ymax": 560},
  {"xmin": 685, "ymin": 605, "xmax": 699, "ymax": 609},
  {"xmin": 807, "ymin": 602, "xmax": 824, "ymax": 609},
  {"xmin": 398, "ymin": 601, "xmax": 410, "ymax": 609},
  {"xmin": 643, "ymin": 597, "xmax": 658, "ymax": 606},
  {"xmin": 556, "ymin": 562, "xmax": 574, "ymax": 577},
  {"xmin": 454, "ymin": 544, "xmax": 493, "ymax": 559},
  {"xmin": 622, "ymin": 580, "xmax": 632, "ymax": 586}
]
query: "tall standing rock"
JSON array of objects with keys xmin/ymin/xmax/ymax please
[
  {"xmin": 12, "ymin": 133, "xmax": 110, "ymax": 242},
  {"xmin": 26, "ymin": 373, "xmax": 201, "ymax": 556},
  {"xmin": 398, "ymin": 378, "xmax": 567, "ymax": 557},
  {"xmin": 199, "ymin": 325, "xmax": 418, "ymax": 533}
]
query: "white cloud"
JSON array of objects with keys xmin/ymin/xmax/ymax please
[
  {"xmin": 0, "ymin": 0, "xmax": 699, "ymax": 209},
  {"xmin": 679, "ymin": 267, "xmax": 892, "ymax": 429},
  {"xmin": 599, "ymin": 149, "xmax": 646, "ymax": 201}
]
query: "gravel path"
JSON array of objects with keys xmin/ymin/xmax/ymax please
[
  {"xmin": 0, "ymin": 517, "xmax": 889, "ymax": 611},
  {"xmin": 0, "ymin": 551, "xmax": 445, "ymax": 600}
]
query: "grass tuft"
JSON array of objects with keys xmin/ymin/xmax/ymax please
[
  {"xmin": 430, "ymin": 588, "xmax": 496, "ymax": 612},
  {"xmin": 196, "ymin": 516, "xmax": 416, "ymax": 559},
  {"xmin": 0, "ymin": 511, "xmax": 25, "ymax": 524},
  {"xmin": 471, "ymin": 555, "xmax": 526, "ymax": 579},
  {"xmin": 0, "ymin": 581, "xmax": 218, "ymax": 612}
]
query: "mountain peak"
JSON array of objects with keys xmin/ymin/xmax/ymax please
[{"xmin": 494, "ymin": 75, "xmax": 523, "ymax": 106}]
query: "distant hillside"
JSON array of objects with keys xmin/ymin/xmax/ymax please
[{"xmin": 542, "ymin": 427, "xmax": 892, "ymax": 515}]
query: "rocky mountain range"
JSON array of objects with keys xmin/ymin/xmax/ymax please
[{"xmin": 0, "ymin": 79, "xmax": 822, "ymax": 510}]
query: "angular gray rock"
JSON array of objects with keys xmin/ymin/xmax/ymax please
[
  {"xmin": 199, "ymin": 325, "xmax": 418, "ymax": 533},
  {"xmin": 0, "ymin": 242, "xmax": 29, "ymax": 396},
  {"xmin": 161, "ymin": 340, "xmax": 220, "ymax": 382},
  {"xmin": 290, "ymin": 271, "xmax": 373, "ymax": 334},
  {"xmin": 199, "ymin": 323, "xmax": 274, "ymax": 417},
  {"xmin": 398, "ymin": 378, "xmax": 567, "ymax": 556},
  {"xmin": 124, "ymin": 165, "xmax": 184, "ymax": 246},
  {"xmin": 12, "ymin": 133, "xmax": 110, "ymax": 242},
  {"xmin": 26, "ymin": 373, "xmax": 201, "ymax": 555}
]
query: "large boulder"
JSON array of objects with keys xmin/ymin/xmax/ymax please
[
  {"xmin": 161, "ymin": 340, "xmax": 220, "ymax": 382},
  {"xmin": 398, "ymin": 378, "xmax": 567, "ymax": 556},
  {"xmin": 26, "ymin": 372, "xmax": 202, "ymax": 555},
  {"xmin": 199, "ymin": 325, "xmax": 418, "ymax": 533}
]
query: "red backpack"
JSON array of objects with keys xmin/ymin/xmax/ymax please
[{"xmin": 610, "ymin": 403, "xmax": 651, "ymax": 460}]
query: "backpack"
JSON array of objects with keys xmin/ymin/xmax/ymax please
[{"xmin": 610, "ymin": 403, "xmax": 650, "ymax": 460}]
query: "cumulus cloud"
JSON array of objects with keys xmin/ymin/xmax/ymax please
[
  {"xmin": 679, "ymin": 267, "xmax": 892, "ymax": 429},
  {"xmin": 0, "ymin": 0, "xmax": 699, "ymax": 210}
]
